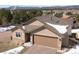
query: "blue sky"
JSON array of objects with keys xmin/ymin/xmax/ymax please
[{"xmin": 0, "ymin": 0, "xmax": 79, "ymax": 7}]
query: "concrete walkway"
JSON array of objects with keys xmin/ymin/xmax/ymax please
[{"xmin": 0, "ymin": 46, "xmax": 24, "ymax": 54}]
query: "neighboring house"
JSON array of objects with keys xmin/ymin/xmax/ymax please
[
  {"xmin": 11, "ymin": 15, "xmax": 76, "ymax": 50},
  {"xmin": 11, "ymin": 26, "xmax": 25, "ymax": 46}
]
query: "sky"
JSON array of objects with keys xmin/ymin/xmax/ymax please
[{"xmin": 0, "ymin": 0, "xmax": 79, "ymax": 7}]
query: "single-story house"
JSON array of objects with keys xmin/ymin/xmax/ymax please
[{"xmin": 11, "ymin": 15, "xmax": 75, "ymax": 50}]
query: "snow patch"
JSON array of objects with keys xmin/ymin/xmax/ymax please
[
  {"xmin": 46, "ymin": 22, "xmax": 68, "ymax": 34},
  {"xmin": 64, "ymin": 45, "xmax": 79, "ymax": 54},
  {"xmin": 0, "ymin": 26, "xmax": 15, "ymax": 32},
  {"xmin": 23, "ymin": 42, "xmax": 32, "ymax": 47},
  {"xmin": 71, "ymin": 29, "xmax": 79, "ymax": 33}
]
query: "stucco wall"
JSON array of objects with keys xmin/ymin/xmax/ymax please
[
  {"xmin": 62, "ymin": 33, "xmax": 69, "ymax": 47},
  {"xmin": 12, "ymin": 29, "xmax": 25, "ymax": 46}
]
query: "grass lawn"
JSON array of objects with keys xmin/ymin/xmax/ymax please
[{"xmin": 0, "ymin": 42, "xmax": 18, "ymax": 52}]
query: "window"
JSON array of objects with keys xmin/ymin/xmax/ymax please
[{"xmin": 16, "ymin": 32, "xmax": 21, "ymax": 37}]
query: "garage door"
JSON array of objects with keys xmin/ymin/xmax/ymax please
[{"xmin": 33, "ymin": 35, "xmax": 59, "ymax": 49}]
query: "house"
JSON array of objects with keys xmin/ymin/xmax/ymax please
[
  {"xmin": 11, "ymin": 15, "xmax": 75, "ymax": 50},
  {"xmin": 11, "ymin": 26, "xmax": 25, "ymax": 46}
]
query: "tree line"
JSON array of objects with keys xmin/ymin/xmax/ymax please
[{"xmin": 0, "ymin": 8, "xmax": 43, "ymax": 25}]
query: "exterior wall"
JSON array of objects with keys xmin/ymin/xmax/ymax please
[
  {"xmin": 0, "ymin": 31, "xmax": 12, "ymax": 43},
  {"xmin": 12, "ymin": 29, "xmax": 25, "ymax": 46},
  {"xmin": 62, "ymin": 33, "xmax": 69, "ymax": 47},
  {"xmin": 33, "ymin": 35, "xmax": 62, "ymax": 50}
]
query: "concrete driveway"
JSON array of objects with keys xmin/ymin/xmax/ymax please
[{"xmin": 23, "ymin": 44, "xmax": 57, "ymax": 54}]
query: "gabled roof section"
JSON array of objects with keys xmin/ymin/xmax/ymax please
[
  {"xmin": 34, "ymin": 28, "xmax": 59, "ymax": 37},
  {"xmin": 11, "ymin": 25, "xmax": 25, "ymax": 32},
  {"xmin": 34, "ymin": 15, "xmax": 74, "ymax": 37},
  {"xmin": 13, "ymin": 15, "xmax": 73, "ymax": 37},
  {"xmin": 22, "ymin": 18, "xmax": 37, "ymax": 25},
  {"xmin": 24, "ymin": 20, "xmax": 44, "ymax": 33}
]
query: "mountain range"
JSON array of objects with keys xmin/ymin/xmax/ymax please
[{"xmin": 1, "ymin": 5, "xmax": 79, "ymax": 10}]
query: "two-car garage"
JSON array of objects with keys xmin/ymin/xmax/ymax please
[{"xmin": 32, "ymin": 29, "xmax": 62, "ymax": 50}]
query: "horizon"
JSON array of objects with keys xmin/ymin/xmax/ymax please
[{"xmin": 0, "ymin": 5, "xmax": 79, "ymax": 8}]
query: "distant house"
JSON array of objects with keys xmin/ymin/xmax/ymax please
[{"xmin": 11, "ymin": 15, "xmax": 76, "ymax": 50}]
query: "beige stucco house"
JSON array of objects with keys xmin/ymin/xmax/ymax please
[{"xmin": 10, "ymin": 15, "xmax": 76, "ymax": 50}]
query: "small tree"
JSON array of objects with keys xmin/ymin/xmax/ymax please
[
  {"xmin": 54, "ymin": 12, "xmax": 63, "ymax": 18},
  {"xmin": 75, "ymin": 14, "xmax": 79, "ymax": 22},
  {"xmin": 0, "ymin": 19, "xmax": 2, "ymax": 25},
  {"xmin": 66, "ymin": 12, "xmax": 73, "ymax": 16},
  {"xmin": 0, "ymin": 8, "xmax": 13, "ymax": 25}
]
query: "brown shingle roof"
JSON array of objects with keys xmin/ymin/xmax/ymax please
[
  {"xmin": 34, "ymin": 15, "xmax": 74, "ymax": 37},
  {"xmin": 35, "ymin": 15, "xmax": 74, "ymax": 25},
  {"xmin": 12, "ymin": 15, "xmax": 74, "ymax": 37},
  {"xmin": 11, "ymin": 25, "xmax": 24, "ymax": 32},
  {"xmin": 24, "ymin": 20, "xmax": 44, "ymax": 33}
]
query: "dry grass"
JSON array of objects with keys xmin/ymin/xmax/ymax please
[
  {"xmin": 0, "ymin": 31, "xmax": 18, "ymax": 52},
  {"xmin": 0, "ymin": 42, "xmax": 18, "ymax": 52}
]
